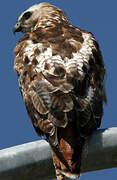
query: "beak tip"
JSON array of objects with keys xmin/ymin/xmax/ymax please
[{"xmin": 13, "ymin": 28, "xmax": 16, "ymax": 35}]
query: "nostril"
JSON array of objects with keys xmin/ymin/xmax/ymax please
[{"xmin": 16, "ymin": 23, "xmax": 20, "ymax": 27}]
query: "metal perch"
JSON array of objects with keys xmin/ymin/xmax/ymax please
[{"xmin": 0, "ymin": 127, "xmax": 117, "ymax": 180}]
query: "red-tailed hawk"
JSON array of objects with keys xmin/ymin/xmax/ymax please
[{"xmin": 13, "ymin": 2, "xmax": 106, "ymax": 180}]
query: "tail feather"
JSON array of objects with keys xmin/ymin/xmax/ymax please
[{"xmin": 50, "ymin": 122, "xmax": 84, "ymax": 179}]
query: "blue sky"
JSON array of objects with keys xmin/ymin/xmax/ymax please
[{"xmin": 0, "ymin": 0, "xmax": 117, "ymax": 179}]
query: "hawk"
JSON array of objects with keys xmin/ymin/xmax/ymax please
[{"xmin": 13, "ymin": 2, "xmax": 106, "ymax": 180}]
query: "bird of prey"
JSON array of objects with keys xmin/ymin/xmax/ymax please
[{"xmin": 13, "ymin": 2, "xmax": 106, "ymax": 180}]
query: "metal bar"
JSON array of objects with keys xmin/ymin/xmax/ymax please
[{"xmin": 0, "ymin": 127, "xmax": 117, "ymax": 180}]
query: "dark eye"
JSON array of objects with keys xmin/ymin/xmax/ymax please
[{"xmin": 23, "ymin": 11, "xmax": 32, "ymax": 20}]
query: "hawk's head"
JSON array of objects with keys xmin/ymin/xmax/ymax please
[{"xmin": 13, "ymin": 2, "xmax": 69, "ymax": 33}]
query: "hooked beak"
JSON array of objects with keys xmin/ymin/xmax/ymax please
[{"xmin": 13, "ymin": 22, "xmax": 22, "ymax": 34}]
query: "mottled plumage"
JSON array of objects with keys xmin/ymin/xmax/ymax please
[{"xmin": 14, "ymin": 2, "xmax": 106, "ymax": 180}]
